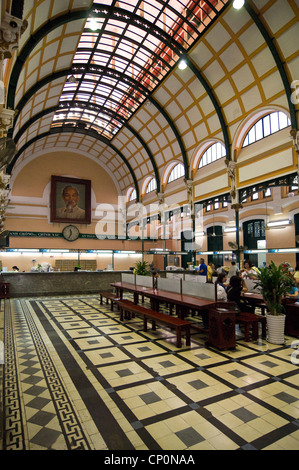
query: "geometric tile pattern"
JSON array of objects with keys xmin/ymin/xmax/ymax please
[{"xmin": 1, "ymin": 295, "xmax": 299, "ymax": 451}]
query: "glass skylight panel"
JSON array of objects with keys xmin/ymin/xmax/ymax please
[{"xmin": 52, "ymin": 0, "xmax": 229, "ymax": 138}]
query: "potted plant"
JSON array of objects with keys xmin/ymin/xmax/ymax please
[
  {"xmin": 254, "ymin": 261, "xmax": 293, "ymax": 344},
  {"xmin": 134, "ymin": 260, "xmax": 150, "ymax": 276}
]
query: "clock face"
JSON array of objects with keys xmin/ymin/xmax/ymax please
[{"xmin": 62, "ymin": 225, "xmax": 80, "ymax": 241}]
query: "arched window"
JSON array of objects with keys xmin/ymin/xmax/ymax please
[
  {"xmin": 242, "ymin": 111, "xmax": 290, "ymax": 147},
  {"xmin": 198, "ymin": 142, "xmax": 226, "ymax": 168},
  {"xmin": 129, "ymin": 188, "xmax": 137, "ymax": 201},
  {"xmin": 146, "ymin": 178, "xmax": 157, "ymax": 193},
  {"xmin": 168, "ymin": 163, "xmax": 185, "ymax": 183}
]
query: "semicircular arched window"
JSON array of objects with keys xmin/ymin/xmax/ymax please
[
  {"xmin": 146, "ymin": 177, "xmax": 157, "ymax": 193},
  {"xmin": 242, "ymin": 111, "xmax": 291, "ymax": 147},
  {"xmin": 198, "ymin": 142, "xmax": 226, "ymax": 169},
  {"xmin": 167, "ymin": 163, "xmax": 185, "ymax": 183}
]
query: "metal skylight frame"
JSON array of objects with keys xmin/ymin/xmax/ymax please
[{"xmin": 52, "ymin": 0, "xmax": 228, "ymax": 140}]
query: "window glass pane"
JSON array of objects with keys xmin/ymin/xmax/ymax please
[
  {"xmin": 129, "ymin": 189, "xmax": 137, "ymax": 201},
  {"xmin": 263, "ymin": 115, "xmax": 271, "ymax": 136},
  {"xmin": 278, "ymin": 111, "xmax": 288, "ymax": 129},
  {"xmin": 264, "ymin": 188, "xmax": 271, "ymax": 197},
  {"xmin": 146, "ymin": 178, "xmax": 157, "ymax": 193},
  {"xmin": 252, "ymin": 189, "xmax": 259, "ymax": 200},
  {"xmin": 248, "ymin": 127, "xmax": 256, "ymax": 144},
  {"xmin": 255, "ymin": 119, "xmax": 263, "ymax": 140},
  {"xmin": 270, "ymin": 112, "xmax": 279, "ymax": 133}
]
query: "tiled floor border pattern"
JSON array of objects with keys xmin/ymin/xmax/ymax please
[{"xmin": 1, "ymin": 295, "xmax": 299, "ymax": 450}]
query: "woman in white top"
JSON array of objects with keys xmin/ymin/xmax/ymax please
[
  {"xmin": 240, "ymin": 260, "xmax": 257, "ymax": 280},
  {"xmin": 216, "ymin": 272, "xmax": 228, "ymax": 301}
]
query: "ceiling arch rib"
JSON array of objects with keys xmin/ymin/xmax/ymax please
[
  {"xmin": 7, "ymin": 0, "xmax": 230, "ymax": 188},
  {"xmin": 244, "ymin": 2, "xmax": 297, "ymax": 130},
  {"xmin": 184, "ymin": 54, "xmax": 231, "ymax": 161},
  {"xmin": 13, "ymin": 100, "xmax": 161, "ymax": 193},
  {"xmin": 11, "ymin": 65, "xmax": 185, "ymax": 187}
]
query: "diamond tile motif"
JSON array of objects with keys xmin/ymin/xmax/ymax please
[{"xmin": 3, "ymin": 294, "xmax": 299, "ymax": 451}]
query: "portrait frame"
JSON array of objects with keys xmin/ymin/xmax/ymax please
[{"xmin": 50, "ymin": 175, "xmax": 91, "ymax": 224}]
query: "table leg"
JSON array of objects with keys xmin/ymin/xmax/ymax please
[{"xmin": 185, "ymin": 326, "xmax": 190, "ymax": 346}]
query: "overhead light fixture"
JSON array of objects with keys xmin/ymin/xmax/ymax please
[
  {"xmin": 178, "ymin": 59, "xmax": 187, "ymax": 70},
  {"xmin": 67, "ymin": 75, "xmax": 76, "ymax": 83},
  {"xmin": 233, "ymin": 0, "xmax": 245, "ymax": 9},
  {"xmin": 88, "ymin": 18, "xmax": 98, "ymax": 31},
  {"xmin": 267, "ymin": 220, "xmax": 290, "ymax": 227}
]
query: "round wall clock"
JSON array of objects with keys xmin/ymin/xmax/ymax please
[{"xmin": 62, "ymin": 225, "xmax": 80, "ymax": 241}]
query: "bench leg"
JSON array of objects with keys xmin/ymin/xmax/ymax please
[
  {"xmin": 143, "ymin": 317, "xmax": 147, "ymax": 332},
  {"xmin": 176, "ymin": 327, "xmax": 182, "ymax": 348},
  {"xmin": 120, "ymin": 306, "xmax": 124, "ymax": 321},
  {"xmin": 100, "ymin": 294, "xmax": 103, "ymax": 305},
  {"xmin": 151, "ymin": 320, "xmax": 156, "ymax": 331}
]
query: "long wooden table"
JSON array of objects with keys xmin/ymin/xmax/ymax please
[
  {"xmin": 111, "ymin": 281, "xmax": 216, "ymax": 318},
  {"xmin": 111, "ymin": 282, "xmax": 239, "ymax": 349}
]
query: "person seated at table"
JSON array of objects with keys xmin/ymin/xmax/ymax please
[
  {"xmin": 226, "ymin": 275, "xmax": 254, "ymax": 313},
  {"xmin": 240, "ymin": 260, "xmax": 258, "ymax": 280},
  {"xmin": 286, "ymin": 277, "xmax": 299, "ymax": 297},
  {"xmin": 216, "ymin": 272, "xmax": 228, "ymax": 301}
]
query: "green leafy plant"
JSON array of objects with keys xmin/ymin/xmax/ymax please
[
  {"xmin": 254, "ymin": 261, "xmax": 294, "ymax": 315},
  {"xmin": 134, "ymin": 261, "xmax": 151, "ymax": 276}
]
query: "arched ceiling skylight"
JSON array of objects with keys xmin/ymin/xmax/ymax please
[{"xmin": 51, "ymin": 0, "xmax": 228, "ymax": 140}]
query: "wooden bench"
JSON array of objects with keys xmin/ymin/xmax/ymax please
[
  {"xmin": 99, "ymin": 291, "xmax": 120, "ymax": 311},
  {"xmin": 117, "ymin": 300, "xmax": 191, "ymax": 348},
  {"xmin": 236, "ymin": 312, "xmax": 266, "ymax": 342}
]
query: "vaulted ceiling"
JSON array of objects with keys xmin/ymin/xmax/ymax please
[{"xmin": 5, "ymin": 0, "xmax": 299, "ymax": 201}]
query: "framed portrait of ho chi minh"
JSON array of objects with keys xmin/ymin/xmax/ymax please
[{"xmin": 50, "ymin": 175, "xmax": 91, "ymax": 224}]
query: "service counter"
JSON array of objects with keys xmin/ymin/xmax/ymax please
[{"xmin": 0, "ymin": 271, "xmax": 125, "ymax": 298}]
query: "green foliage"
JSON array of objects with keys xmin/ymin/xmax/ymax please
[
  {"xmin": 134, "ymin": 261, "xmax": 151, "ymax": 276},
  {"xmin": 254, "ymin": 261, "xmax": 294, "ymax": 315}
]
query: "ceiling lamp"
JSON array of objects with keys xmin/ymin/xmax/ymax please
[
  {"xmin": 178, "ymin": 59, "xmax": 187, "ymax": 70},
  {"xmin": 88, "ymin": 18, "xmax": 98, "ymax": 31},
  {"xmin": 67, "ymin": 75, "xmax": 76, "ymax": 83},
  {"xmin": 267, "ymin": 220, "xmax": 290, "ymax": 227},
  {"xmin": 233, "ymin": 0, "xmax": 245, "ymax": 9}
]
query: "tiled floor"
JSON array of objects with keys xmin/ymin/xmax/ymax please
[{"xmin": 1, "ymin": 295, "xmax": 299, "ymax": 451}]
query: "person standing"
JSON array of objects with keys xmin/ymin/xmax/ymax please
[
  {"xmin": 228, "ymin": 261, "xmax": 238, "ymax": 278},
  {"xmin": 198, "ymin": 258, "xmax": 207, "ymax": 276}
]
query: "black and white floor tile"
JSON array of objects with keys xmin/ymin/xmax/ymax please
[{"xmin": 1, "ymin": 295, "xmax": 299, "ymax": 451}]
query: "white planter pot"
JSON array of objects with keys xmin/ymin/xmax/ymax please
[{"xmin": 266, "ymin": 313, "xmax": 286, "ymax": 345}]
